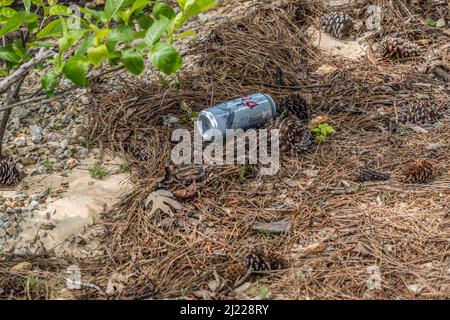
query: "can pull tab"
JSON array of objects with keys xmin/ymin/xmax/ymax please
[{"xmin": 242, "ymin": 96, "xmax": 257, "ymax": 109}]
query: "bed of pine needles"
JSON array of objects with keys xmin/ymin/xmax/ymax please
[{"xmin": 1, "ymin": 0, "xmax": 449, "ymax": 300}]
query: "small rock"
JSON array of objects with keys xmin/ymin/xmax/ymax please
[
  {"xmin": 436, "ymin": 18, "xmax": 446, "ymax": 28},
  {"xmin": 65, "ymin": 158, "xmax": 79, "ymax": 170},
  {"xmin": 80, "ymin": 96, "xmax": 90, "ymax": 105},
  {"xmin": 31, "ymin": 167, "xmax": 46, "ymax": 176},
  {"xmin": 40, "ymin": 222, "xmax": 56, "ymax": 230},
  {"xmin": 6, "ymin": 226, "xmax": 17, "ymax": 236},
  {"xmin": 20, "ymin": 156, "xmax": 37, "ymax": 166},
  {"xmin": 28, "ymin": 200, "xmax": 39, "ymax": 210},
  {"xmin": 251, "ymin": 220, "xmax": 292, "ymax": 234},
  {"xmin": 58, "ymin": 149, "xmax": 72, "ymax": 160},
  {"xmin": 74, "ymin": 236, "xmax": 87, "ymax": 246},
  {"xmin": 13, "ymin": 247, "xmax": 27, "ymax": 256},
  {"xmin": 14, "ymin": 136, "xmax": 27, "ymax": 147},
  {"xmin": 31, "ymin": 125, "xmax": 44, "ymax": 144},
  {"xmin": 15, "ymin": 193, "xmax": 26, "ymax": 201},
  {"xmin": 407, "ymin": 284, "xmax": 423, "ymax": 295},
  {"xmin": 60, "ymin": 139, "xmax": 69, "ymax": 150},
  {"xmin": 10, "ymin": 262, "xmax": 32, "ymax": 272},
  {"xmin": 48, "ymin": 207, "xmax": 56, "ymax": 215}
]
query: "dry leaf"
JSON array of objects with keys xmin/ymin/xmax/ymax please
[
  {"xmin": 144, "ymin": 189, "xmax": 182, "ymax": 217},
  {"xmin": 125, "ymin": 107, "xmax": 137, "ymax": 118},
  {"xmin": 106, "ymin": 273, "xmax": 127, "ymax": 295},
  {"xmin": 173, "ymin": 181, "xmax": 198, "ymax": 199}
]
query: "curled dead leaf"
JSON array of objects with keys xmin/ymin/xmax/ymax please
[{"xmin": 144, "ymin": 189, "xmax": 182, "ymax": 217}]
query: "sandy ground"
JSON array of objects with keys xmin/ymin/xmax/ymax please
[
  {"xmin": 2, "ymin": 151, "xmax": 132, "ymax": 257},
  {"xmin": 309, "ymin": 26, "xmax": 369, "ymax": 60}
]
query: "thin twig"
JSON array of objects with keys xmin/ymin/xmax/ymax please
[{"xmin": 0, "ymin": 48, "xmax": 52, "ymax": 95}]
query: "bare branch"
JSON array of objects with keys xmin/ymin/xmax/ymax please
[{"xmin": 0, "ymin": 48, "xmax": 52, "ymax": 95}]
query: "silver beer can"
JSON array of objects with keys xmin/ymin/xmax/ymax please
[{"xmin": 197, "ymin": 93, "xmax": 276, "ymax": 140}]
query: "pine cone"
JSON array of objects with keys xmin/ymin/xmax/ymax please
[
  {"xmin": 320, "ymin": 12, "xmax": 355, "ymax": 39},
  {"xmin": 354, "ymin": 167, "xmax": 391, "ymax": 182},
  {"xmin": 243, "ymin": 251, "xmax": 286, "ymax": 272},
  {"xmin": 401, "ymin": 160, "xmax": 435, "ymax": 184},
  {"xmin": 276, "ymin": 94, "xmax": 310, "ymax": 122},
  {"xmin": 381, "ymin": 37, "xmax": 420, "ymax": 59},
  {"xmin": 224, "ymin": 262, "xmax": 247, "ymax": 284},
  {"xmin": 265, "ymin": 117, "xmax": 313, "ymax": 153},
  {"xmin": 0, "ymin": 158, "xmax": 23, "ymax": 186},
  {"xmin": 396, "ymin": 102, "xmax": 440, "ymax": 124}
]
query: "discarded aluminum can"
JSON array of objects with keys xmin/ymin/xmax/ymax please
[{"xmin": 197, "ymin": 93, "xmax": 276, "ymax": 140}]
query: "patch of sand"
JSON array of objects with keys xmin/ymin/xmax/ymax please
[
  {"xmin": 309, "ymin": 26, "xmax": 368, "ymax": 60},
  {"xmin": 7, "ymin": 152, "xmax": 133, "ymax": 256}
]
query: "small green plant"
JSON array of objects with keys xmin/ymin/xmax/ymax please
[
  {"xmin": 42, "ymin": 159, "xmax": 53, "ymax": 172},
  {"xmin": 91, "ymin": 214, "xmax": 98, "ymax": 225},
  {"xmin": 25, "ymin": 273, "xmax": 41, "ymax": 292},
  {"xmin": 312, "ymin": 122, "xmax": 336, "ymax": 142},
  {"xmin": 120, "ymin": 163, "xmax": 130, "ymax": 173},
  {"xmin": 89, "ymin": 163, "xmax": 107, "ymax": 179},
  {"xmin": 180, "ymin": 287, "xmax": 188, "ymax": 298},
  {"xmin": 356, "ymin": 184, "xmax": 366, "ymax": 193},
  {"xmin": 237, "ymin": 165, "xmax": 250, "ymax": 183},
  {"xmin": 50, "ymin": 123, "xmax": 64, "ymax": 131},
  {"xmin": 80, "ymin": 138, "xmax": 93, "ymax": 150},
  {"xmin": 398, "ymin": 126, "xmax": 411, "ymax": 136},
  {"xmin": 256, "ymin": 282, "xmax": 270, "ymax": 300},
  {"xmin": 426, "ymin": 17, "xmax": 437, "ymax": 27},
  {"xmin": 179, "ymin": 111, "xmax": 199, "ymax": 125},
  {"xmin": 434, "ymin": 120, "xmax": 444, "ymax": 132},
  {"xmin": 380, "ymin": 190, "xmax": 393, "ymax": 204}
]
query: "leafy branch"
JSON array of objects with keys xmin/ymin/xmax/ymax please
[{"xmin": 0, "ymin": 0, "xmax": 218, "ymax": 156}]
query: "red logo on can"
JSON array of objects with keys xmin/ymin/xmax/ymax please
[{"xmin": 242, "ymin": 97, "xmax": 257, "ymax": 109}]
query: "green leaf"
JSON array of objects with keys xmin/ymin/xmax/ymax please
[
  {"xmin": 63, "ymin": 55, "xmax": 89, "ymax": 87},
  {"xmin": 42, "ymin": 71, "xmax": 60, "ymax": 96},
  {"xmin": 0, "ymin": 47, "xmax": 20, "ymax": 64},
  {"xmin": 29, "ymin": 41, "xmax": 55, "ymax": 48},
  {"xmin": 153, "ymin": 2, "xmax": 176, "ymax": 20},
  {"xmin": 36, "ymin": 19, "xmax": 62, "ymax": 39},
  {"xmin": 144, "ymin": 16, "xmax": 170, "ymax": 45},
  {"xmin": 176, "ymin": 0, "xmax": 188, "ymax": 10},
  {"xmin": 23, "ymin": 0, "xmax": 31, "ymax": 13},
  {"xmin": 0, "ymin": 68, "xmax": 8, "ymax": 76},
  {"xmin": 47, "ymin": 0, "xmax": 58, "ymax": 6},
  {"xmin": 176, "ymin": 29, "xmax": 196, "ymax": 40},
  {"xmin": 131, "ymin": 0, "xmax": 150, "ymax": 15},
  {"xmin": 12, "ymin": 40, "xmax": 27, "ymax": 59},
  {"xmin": 87, "ymin": 44, "xmax": 109, "ymax": 66},
  {"xmin": 58, "ymin": 28, "xmax": 86, "ymax": 51},
  {"xmin": 76, "ymin": 35, "xmax": 94, "ymax": 55},
  {"xmin": 0, "ymin": 7, "xmax": 16, "ymax": 18},
  {"xmin": 148, "ymin": 42, "xmax": 182, "ymax": 75},
  {"xmin": 108, "ymin": 24, "xmax": 134, "ymax": 42},
  {"xmin": 122, "ymin": 49, "xmax": 144, "ymax": 75},
  {"xmin": 80, "ymin": 7, "xmax": 103, "ymax": 21},
  {"xmin": 0, "ymin": 11, "xmax": 39, "ymax": 37},
  {"xmin": 183, "ymin": 0, "xmax": 218, "ymax": 19},
  {"xmin": 49, "ymin": 4, "xmax": 71, "ymax": 16},
  {"xmin": 0, "ymin": 0, "xmax": 14, "ymax": 7},
  {"xmin": 136, "ymin": 14, "xmax": 153, "ymax": 29},
  {"xmin": 104, "ymin": 0, "xmax": 125, "ymax": 20},
  {"xmin": 27, "ymin": 19, "xmax": 38, "ymax": 32}
]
